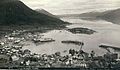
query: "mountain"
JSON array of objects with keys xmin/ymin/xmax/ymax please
[
  {"xmin": 0, "ymin": 0, "xmax": 68, "ymax": 27},
  {"xmin": 35, "ymin": 9, "xmax": 59, "ymax": 19},
  {"xmin": 57, "ymin": 11, "xmax": 107, "ymax": 20},
  {"xmin": 79, "ymin": 12, "xmax": 102, "ymax": 17},
  {"xmin": 97, "ymin": 9, "xmax": 120, "ymax": 24},
  {"xmin": 79, "ymin": 8, "xmax": 120, "ymax": 24}
]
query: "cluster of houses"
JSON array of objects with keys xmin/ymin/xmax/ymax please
[{"xmin": 0, "ymin": 44, "xmax": 119, "ymax": 68}]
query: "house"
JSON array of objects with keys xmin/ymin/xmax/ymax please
[{"xmin": 0, "ymin": 54, "xmax": 10, "ymax": 65}]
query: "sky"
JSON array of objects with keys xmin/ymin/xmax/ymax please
[{"xmin": 21, "ymin": 0, "xmax": 120, "ymax": 15}]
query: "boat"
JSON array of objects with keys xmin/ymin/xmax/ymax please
[
  {"xmin": 32, "ymin": 38, "xmax": 55, "ymax": 43},
  {"xmin": 61, "ymin": 40, "xmax": 84, "ymax": 46}
]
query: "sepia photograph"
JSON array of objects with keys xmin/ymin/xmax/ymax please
[{"xmin": 0, "ymin": 0, "xmax": 120, "ymax": 70}]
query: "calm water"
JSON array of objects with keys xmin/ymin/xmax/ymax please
[{"xmin": 23, "ymin": 17, "xmax": 120, "ymax": 56}]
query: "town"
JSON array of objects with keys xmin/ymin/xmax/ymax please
[{"xmin": 0, "ymin": 30, "xmax": 120, "ymax": 69}]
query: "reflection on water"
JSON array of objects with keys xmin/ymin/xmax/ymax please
[{"xmin": 23, "ymin": 17, "xmax": 120, "ymax": 56}]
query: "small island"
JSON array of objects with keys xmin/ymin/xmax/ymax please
[{"xmin": 67, "ymin": 27, "xmax": 96, "ymax": 35}]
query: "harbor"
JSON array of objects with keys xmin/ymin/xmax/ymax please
[{"xmin": 0, "ymin": 30, "xmax": 120, "ymax": 69}]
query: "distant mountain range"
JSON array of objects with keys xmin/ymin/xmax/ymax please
[
  {"xmin": 97, "ymin": 9, "xmax": 120, "ymax": 24},
  {"xmin": 35, "ymin": 9, "xmax": 59, "ymax": 19},
  {"xmin": 79, "ymin": 8, "xmax": 120, "ymax": 24},
  {"xmin": 0, "ymin": 0, "xmax": 67, "ymax": 27},
  {"xmin": 58, "ymin": 8, "xmax": 120, "ymax": 24}
]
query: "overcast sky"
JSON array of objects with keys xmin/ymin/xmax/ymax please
[{"xmin": 21, "ymin": 0, "xmax": 120, "ymax": 15}]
